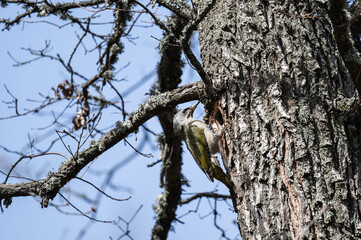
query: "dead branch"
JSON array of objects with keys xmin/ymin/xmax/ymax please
[{"xmin": 0, "ymin": 82, "xmax": 202, "ymax": 207}]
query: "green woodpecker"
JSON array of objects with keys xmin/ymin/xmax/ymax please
[{"xmin": 173, "ymin": 102, "xmax": 231, "ymax": 189}]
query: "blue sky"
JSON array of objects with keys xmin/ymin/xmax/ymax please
[{"xmin": 0, "ymin": 2, "xmax": 239, "ymax": 239}]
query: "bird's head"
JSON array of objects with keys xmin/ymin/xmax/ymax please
[
  {"xmin": 185, "ymin": 101, "xmax": 200, "ymax": 118},
  {"xmin": 173, "ymin": 101, "xmax": 200, "ymax": 132}
]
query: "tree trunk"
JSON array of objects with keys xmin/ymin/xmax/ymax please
[{"xmin": 198, "ymin": 0, "xmax": 361, "ymax": 239}]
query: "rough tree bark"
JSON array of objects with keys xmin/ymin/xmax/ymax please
[{"xmin": 197, "ymin": 0, "xmax": 361, "ymax": 239}]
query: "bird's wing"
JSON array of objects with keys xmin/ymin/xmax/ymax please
[{"xmin": 184, "ymin": 120, "xmax": 214, "ymax": 181}]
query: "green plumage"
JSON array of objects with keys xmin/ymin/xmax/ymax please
[
  {"xmin": 185, "ymin": 120, "xmax": 213, "ymax": 181},
  {"xmin": 173, "ymin": 103, "xmax": 232, "ymax": 189}
]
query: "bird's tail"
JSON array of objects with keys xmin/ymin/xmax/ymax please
[{"xmin": 211, "ymin": 158, "xmax": 233, "ymax": 190}]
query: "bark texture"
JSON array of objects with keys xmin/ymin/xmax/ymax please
[{"xmin": 197, "ymin": 0, "xmax": 361, "ymax": 239}]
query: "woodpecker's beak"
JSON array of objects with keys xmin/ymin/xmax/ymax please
[{"xmin": 188, "ymin": 101, "xmax": 200, "ymax": 117}]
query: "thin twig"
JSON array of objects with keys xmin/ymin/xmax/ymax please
[
  {"xmin": 124, "ymin": 139, "xmax": 153, "ymax": 158},
  {"xmin": 3, "ymin": 152, "xmax": 69, "ymax": 184},
  {"xmin": 58, "ymin": 192, "xmax": 113, "ymax": 223},
  {"xmin": 181, "ymin": 192, "xmax": 231, "ymax": 205},
  {"xmin": 75, "ymin": 177, "xmax": 131, "ymax": 201}
]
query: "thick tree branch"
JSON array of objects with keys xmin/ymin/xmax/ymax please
[
  {"xmin": 151, "ymin": 15, "xmax": 184, "ymax": 240},
  {"xmin": 329, "ymin": 0, "xmax": 361, "ymax": 97},
  {"xmin": 0, "ymin": 82, "xmax": 203, "ymax": 207},
  {"xmin": 180, "ymin": 0, "xmax": 216, "ymax": 90},
  {"xmin": 152, "ymin": 0, "xmax": 193, "ymax": 20}
]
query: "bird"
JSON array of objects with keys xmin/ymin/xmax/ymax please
[{"xmin": 173, "ymin": 102, "xmax": 232, "ymax": 189}]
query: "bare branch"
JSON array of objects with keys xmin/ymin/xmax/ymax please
[
  {"xmin": 108, "ymin": 81, "xmax": 126, "ymax": 121},
  {"xmin": 3, "ymin": 152, "xmax": 69, "ymax": 184},
  {"xmin": 0, "ymin": 0, "xmax": 105, "ymax": 30},
  {"xmin": 124, "ymin": 139, "xmax": 153, "ymax": 158},
  {"xmin": 152, "ymin": 0, "xmax": 193, "ymax": 20},
  {"xmin": 0, "ymin": 82, "xmax": 203, "ymax": 206},
  {"xmin": 0, "ymin": 84, "xmax": 61, "ymax": 120},
  {"xmin": 58, "ymin": 192, "xmax": 113, "ymax": 223},
  {"xmin": 114, "ymin": 205, "xmax": 143, "ymax": 239},
  {"xmin": 75, "ymin": 177, "xmax": 130, "ymax": 202},
  {"xmin": 151, "ymin": 14, "xmax": 184, "ymax": 240},
  {"xmin": 181, "ymin": 192, "xmax": 231, "ymax": 205},
  {"xmin": 134, "ymin": 0, "xmax": 168, "ymax": 32},
  {"xmin": 181, "ymin": 0, "xmax": 217, "ymax": 88}
]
